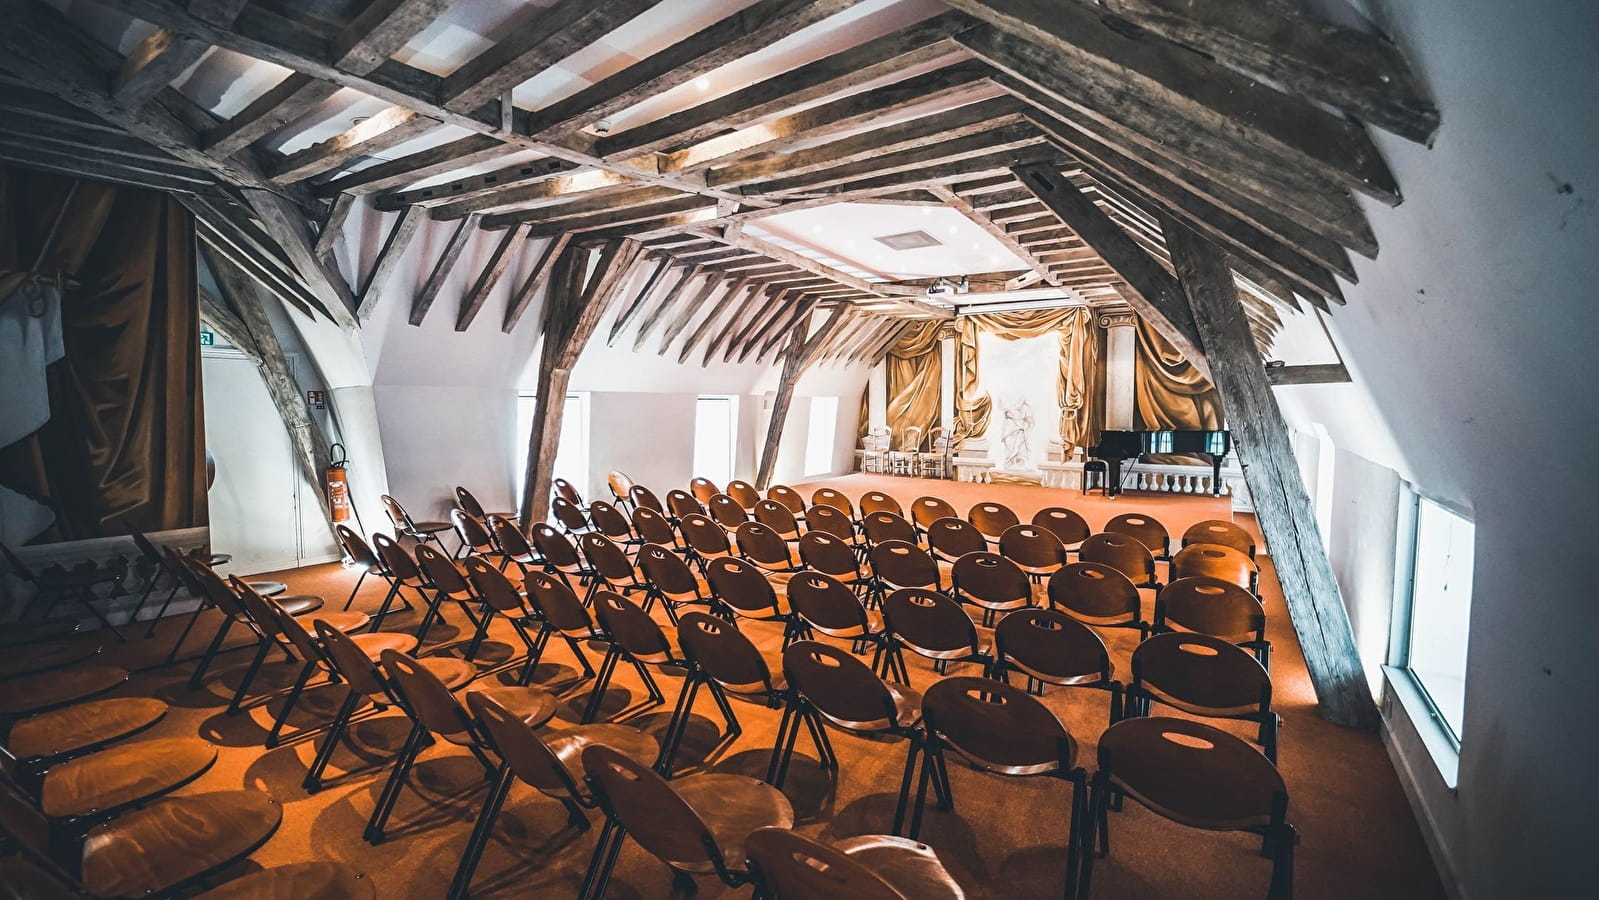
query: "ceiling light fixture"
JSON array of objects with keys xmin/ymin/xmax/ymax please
[
  {"xmin": 695, "ymin": 76, "xmax": 711, "ymax": 91},
  {"xmin": 874, "ymin": 230, "xmax": 941, "ymax": 251}
]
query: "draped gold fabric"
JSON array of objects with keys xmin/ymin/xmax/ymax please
[
  {"xmin": 0, "ymin": 166, "xmax": 206, "ymax": 541},
  {"xmin": 955, "ymin": 307, "xmax": 1103, "ymax": 454},
  {"xmin": 1133, "ymin": 315, "xmax": 1222, "ymax": 462},
  {"xmin": 883, "ymin": 320, "xmax": 943, "ymax": 451}
]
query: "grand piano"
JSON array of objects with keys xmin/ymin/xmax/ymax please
[{"xmin": 1086, "ymin": 429, "xmax": 1232, "ymax": 497}]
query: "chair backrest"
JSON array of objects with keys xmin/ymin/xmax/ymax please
[
  {"xmin": 968, "ymin": 502, "xmax": 1020, "ymax": 541},
  {"xmin": 802, "ymin": 504, "xmax": 855, "ymax": 541},
  {"xmin": 607, "ymin": 471, "xmax": 635, "ymax": 502},
  {"xmin": 994, "ymin": 608, "xmax": 1112, "ymax": 686},
  {"xmin": 745, "ymin": 827, "xmax": 911, "ymax": 900},
  {"xmin": 734, "ymin": 521, "xmax": 793, "ymax": 571},
  {"xmin": 415, "ymin": 543, "xmax": 471, "ymax": 597},
  {"xmin": 882, "ymin": 588, "xmax": 980, "ymax": 659},
  {"xmin": 782, "ymin": 640, "xmax": 905, "ymax": 730},
  {"xmin": 753, "ymin": 499, "xmax": 802, "ymax": 539},
  {"xmin": 1171, "ymin": 543, "xmax": 1258, "ymax": 591},
  {"xmin": 552, "ymin": 477, "xmax": 583, "ymax": 506},
  {"xmin": 463, "ymin": 556, "xmax": 527, "ymax": 614},
  {"xmin": 468, "ymin": 690, "xmax": 582, "ymax": 799},
  {"xmin": 592, "ymin": 590, "xmax": 673, "ymax": 659},
  {"xmin": 522, "ymin": 571, "xmax": 593, "ymax": 633},
  {"xmin": 630, "ymin": 484, "xmax": 665, "ymax": 513},
  {"xmin": 579, "ymin": 533, "xmax": 634, "ymax": 582},
  {"xmin": 489, "ymin": 515, "xmax": 535, "ymax": 559},
  {"xmin": 551, "ymin": 496, "xmax": 589, "ymax": 532},
  {"xmin": 452, "ymin": 509, "xmax": 496, "ymax": 554},
  {"xmin": 637, "ymin": 544, "xmax": 701, "ymax": 598},
  {"xmin": 858, "ymin": 491, "xmax": 903, "ymax": 518},
  {"xmin": 631, "ymin": 506, "xmax": 679, "ymax": 547},
  {"xmin": 869, "ymin": 540, "xmax": 940, "ymax": 591},
  {"xmin": 689, "ymin": 477, "xmax": 720, "ymax": 505},
  {"xmin": 454, "ymin": 486, "xmax": 487, "ymax": 520},
  {"xmin": 677, "ymin": 612, "xmax": 779, "ymax": 692},
  {"xmin": 1031, "ymin": 507, "xmax": 1091, "ymax": 546},
  {"xmin": 582, "ymin": 744, "xmax": 725, "ymax": 872},
  {"xmin": 1080, "ymin": 531, "xmax": 1158, "ymax": 586},
  {"xmin": 998, "ymin": 525, "xmax": 1068, "ymax": 572},
  {"xmin": 315, "ymin": 618, "xmax": 387, "ymax": 696},
  {"xmin": 766, "ymin": 485, "xmax": 806, "ymax": 515},
  {"xmin": 589, "ymin": 501, "xmax": 634, "ymax": 542},
  {"xmin": 531, "ymin": 523, "xmax": 583, "ymax": 569},
  {"xmin": 726, "ymin": 480, "xmax": 762, "ymax": 511},
  {"xmin": 373, "ymin": 532, "xmax": 422, "ymax": 583},
  {"xmin": 810, "ymin": 488, "xmax": 855, "ymax": 518},
  {"xmin": 898, "ymin": 426, "xmax": 922, "ymax": 453},
  {"xmin": 1132, "ymin": 632, "xmax": 1272, "ymax": 714},
  {"xmin": 1156, "ymin": 576, "xmax": 1267, "ymax": 642},
  {"xmin": 183, "ymin": 556, "xmax": 244, "ymax": 618},
  {"xmin": 861, "ymin": 511, "xmax": 917, "ymax": 546},
  {"xmin": 1181, "ymin": 519, "xmax": 1256, "ymax": 557},
  {"xmin": 708, "ymin": 493, "xmax": 750, "ymax": 529},
  {"xmin": 381, "ymin": 649, "xmax": 471, "ymax": 739},
  {"xmin": 904, "ymin": 499, "xmax": 954, "ymax": 535},
  {"xmin": 704, "ymin": 556, "xmax": 780, "ymax": 617},
  {"xmin": 228, "ymin": 575, "xmax": 285, "ymax": 638},
  {"xmin": 1097, "ymin": 716, "xmax": 1286, "ymax": 830},
  {"xmin": 380, "ymin": 494, "xmax": 413, "ymax": 531},
  {"xmin": 925, "ymin": 516, "xmax": 986, "ymax": 563},
  {"xmin": 797, "ymin": 531, "xmax": 859, "ymax": 580},
  {"xmin": 1104, "ymin": 512, "xmax": 1171, "ymax": 558},
  {"xmin": 667, "ymin": 489, "xmax": 705, "ymax": 520},
  {"xmin": 951, "ymin": 552, "xmax": 1031, "ymax": 610},
  {"xmin": 680, "ymin": 513, "xmax": 733, "ymax": 557},
  {"xmin": 1047, "ymin": 562, "xmax": 1142, "ymax": 625},
  {"xmin": 336, "ymin": 524, "xmax": 383, "ymax": 572},
  {"xmin": 922, "ymin": 676, "xmax": 1076, "ymax": 775},
  {"xmin": 786, "ymin": 571, "xmax": 870, "ymax": 637},
  {"xmin": 264, "ymin": 593, "xmax": 324, "ymax": 663}
]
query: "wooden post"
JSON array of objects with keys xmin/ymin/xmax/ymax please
[
  {"xmin": 755, "ymin": 306, "xmax": 851, "ymax": 489},
  {"xmin": 1164, "ymin": 219, "xmax": 1379, "ymax": 730},
  {"xmin": 518, "ymin": 238, "xmax": 646, "ymax": 523}
]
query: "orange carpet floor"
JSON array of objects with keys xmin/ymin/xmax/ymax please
[{"xmin": 17, "ymin": 475, "xmax": 1444, "ymax": 899}]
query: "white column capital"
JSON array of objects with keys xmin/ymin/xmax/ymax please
[{"xmin": 1096, "ymin": 305, "xmax": 1138, "ymax": 330}]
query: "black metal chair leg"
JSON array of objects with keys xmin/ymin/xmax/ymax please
[
  {"xmin": 448, "ymin": 763, "xmax": 516, "ymax": 900},
  {"xmin": 578, "ymin": 820, "xmax": 626, "ymax": 900},
  {"xmin": 580, "ymin": 648, "xmax": 622, "ymax": 724},
  {"xmin": 904, "ymin": 738, "xmax": 931, "ymax": 839},
  {"xmin": 342, "ymin": 570, "xmax": 368, "ymax": 611},
  {"xmin": 144, "ymin": 582, "xmax": 183, "ymax": 638},
  {"xmin": 365, "ymin": 721, "xmax": 427, "ymax": 843},
  {"xmin": 656, "ymin": 675, "xmax": 701, "ymax": 774},
  {"xmin": 765, "ymin": 703, "xmax": 798, "ymax": 787},
  {"xmin": 187, "ymin": 617, "xmax": 233, "ymax": 689},
  {"xmin": 705, "ymin": 680, "xmax": 741, "ymax": 737},
  {"xmin": 266, "ymin": 661, "xmax": 318, "ymax": 747},
  {"xmin": 228, "ymin": 638, "xmax": 275, "ymax": 714},
  {"xmin": 304, "ymin": 690, "xmax": 360, "ymax": 792}
]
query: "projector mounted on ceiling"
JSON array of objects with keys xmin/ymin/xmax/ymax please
[{"xmin": 874, "ymin": 230, "xmax": 942, "ymax": 251}]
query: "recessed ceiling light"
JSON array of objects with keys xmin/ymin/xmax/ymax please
[
  {"xmin": 695, "ymin": 76, "xmax": 711, "ymax": 91},
  {"xmin": 874, "ymin": 230, "xmax": 942, "ymax": 251}
]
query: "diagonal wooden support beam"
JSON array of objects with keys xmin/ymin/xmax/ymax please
[
  {"xmin": 1164, "ymin": 218, "xmax": 1378, "ymax": 730},
  {"xmin": 113, "ymin": 29, "xmax": 210, "ymax": 108},
  {"xmin": 503, "ymin": 232, "xmax": 573, "ymax": 333},
  {"xmin": 756, "ymin": 306, "xmax": 853, "ymax": 488},
  {"xmin": 355, "ymin": 205, "xmax": 426, "ymax": 321},
  {"xmin": 702, "ymin": 285, "xmax": 773, "ymax": 365},
  {"xmin": 606, "ymin": 255, "xmax": 672, "ymax": 346},
  {"xmin": 678, "ymin": 278, "xmax": 754, "ymax": 364},
  {"xmin": 270, "ymin": 107, "xmax": 437, "ymax": 184},
  {"xmin": 204, "ymin": 75, "xmax": 341, "ymax": 157},
  {"xmin": 1012, "ymin": 163, "xmax": 1208, "ymax": 378},
  {"xmin": 243, "ymin": 188, "xmax": 359, "ymax": 331},
  {"xmin": 632, "ymin": 265, "xmax": 701, "ymax": 351},
  {"xmin": 457, "ymin": 223, "xmax": 531, "ymax": 332},
  {"xmin": 313, "ymin": 193, "xmax": 356, "ymax": 262},
  {"xmin": 519, "ymin": 238, "xmax": 646, "ymax": 522},
  {"xmin": 410, "ymin": 214, "xmax": 478, "ymax": 326},
  {"xmin": 657, "ymin": 273, "xmax": 727, "ymax": 355}
]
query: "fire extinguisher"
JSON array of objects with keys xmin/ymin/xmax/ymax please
[{"xmin": 326, "ymin": 443, "xmax": 352, "ymax": 524}]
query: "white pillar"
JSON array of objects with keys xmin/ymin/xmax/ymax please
[
  {"xmin": 938, "ymin": 324, "xmax": 957, "ymax": 435},
  {"xmin": 868, "ymin": 360, "xmax": 887, "ymax": 432},
  {"xmin": 1099, "ymin": 306, "xmax": 1138, "ymax": 430}
]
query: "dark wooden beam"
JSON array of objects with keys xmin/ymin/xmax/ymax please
[
  {"xmin": 756, "ymin": 306, "xmax": 852, "ymax": 488},
  {"xmin": 355, "ymin": 205, "xmax": 426, "ymax": 321},
  {"xmin": 502, "ymin": 232, "xmax": 573, "ymax": 333},
  {"xmin": 743, "ymin": 121, "xmax": 1046, "ymax": 196},
  {"xmin": 1265, "ymin": 363, "xmax": 1352, "ymax": 386},
  {"xmin": 606, "ymin": 255, "xmax": 672, "ymax": 346},
  {"xmin": 456, "ymin": 222, "xmax": 531, "ymax": 331},
  {"xmin": 333, "ymin": 0, "xmax": 451, "ymax": 72},
  {"xmin": 243, "ymin": 188, "xmax": 360, "ymax": 330},
  {"xmin": 410, "ymin": 214, "xmax": 478, "ymax": 326},
  {"xmin": 1101, "ymin": 0, "xmax": 1439, "ymax": 144},
  {"xmin": 1012, "ymin": 163, "xmax": 1207, "ymax": 377},
  {"xmin": 112, "ymin": 29, "xmax": 210, "ymax": 108},
  {"xmin": 701, "ymin": 285, "xmax": 772, "ymax": 366},
  {"xmin": 678, "ymin": 278, "xmax": 754, "ymax": 363},
  {"xmin": 1164, "ymin": 218, "xmax": 1378, "ymax": 730},
  {"xmin": 313, "ymin": 192, "xmax": 356, "ymax": 261},
  {"xmin": 315, "ymin": 134, "xmax": 508, "ymax": 196},
  {"xmin": 204, "ymin": 75, "xmax": 341, "ymax": 156},
  {"xmin": 657, "ymin": 273, "xmax": 727, "ymax": 355},
  {"xmin": 427, "ymin": 169, "xmax": 633, "ymax": 220},
  {"xmin": 630, "ymin": 265, "xmax": 700, "ymax": 351},
  {"xmin": 519, "ymin": 238, "xmax": 646, "ymax": 522},
  {"xmin": 752, "ymin": 295, "xmax": 822, "ymax": 363},
  {"xmin": 724, "ymin": 289, "xmax": 794, "ymax": 363},
  {"xmin": 269, "ymin": 107, "xmax": 437, "ymax": 184}
]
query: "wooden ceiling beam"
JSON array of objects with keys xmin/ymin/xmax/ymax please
[
  {"xmin": 457, "ymin": 223, "xmax": 533, "ymax": 331},
  {"xmin": 743, "ymin": 120, "xmax": 1045, "ymax": 196},
  {"xmin": 929, "ymin": 185, "xmax": 1061, "ymax": 289},
  {"xmin": 701, "ymin": 285, "xmax": 774, "ymax": 366},
  {"xmin": 268, "ymin": 107, "xmax": 438, "ymax": 183},
  {"xmin": 429, "ymin": 170, "xmax": 636, "ymax": 220},
  {"xmin": 1100, "ymin": 0, "xmax": 1439, "ymax": 144},
  {"xmin": 631, "ymin": 265, "xmax": 702, "ymax": 351},
  {"xmin": 316, "ymin": 134, "xmax": 511, "ymax": 196},
  {"xmin": 372, "ymin": 156, "xmax": 581, "ymax": 209},
  {"xmin": 333, "ymin": 0, "xmax": 451, "ymax": 73},
  {"xmin": 605, "ymin": 255, "xmax": 674, "ymax": 346},
  {"xmin": 511, "ymin": 196, "xmax": 720, "ymax": 237},
  {"xmin": 711, "ymin": 230, "xmax": 952, "ymax": 316},
  {"xmin": 503, "ymin": 232, "xmax": 574, "ymax": 333},
  {"xmin": 203, "ymin": 75, "xmax": 341, "ymax": 157},
  {"xmin": 409, "ymin": 213, "xmax": 478, "ymax": 327},
  {"xmin": 354, "ymin": 204, "xmax": 426, "ymax": 321},
  {"xmin": 804, "ymin": 142, "xmax": 1062, "ymax": 197},
  {"xmin": 112, "ymin": 29, "xmax": 211, "ymax": 108}
]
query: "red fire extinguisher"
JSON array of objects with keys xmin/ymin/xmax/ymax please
[{"xmin": 326, "ymin": 443, "xmax": 352, "ymax": 523}]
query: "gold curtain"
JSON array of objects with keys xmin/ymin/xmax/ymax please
[
  {"xmin": 956, "ymin": 307, "xmax": 1103, "ymax": 454},
  {"xmin": 881, "ymin": 320, "xmax": 942, "ymax": 451},
  {"xmin": 1133, "ymin": 316, "xmax": 1222, "ymax": 462}
]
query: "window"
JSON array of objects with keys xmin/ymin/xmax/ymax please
[
  {"xmin": 1394, "ymin": 493, "xmax": 1475, "ymax": 746},
  {"xmin": 804, "ymin": 396, "xmax": 839, "ymax": 476},
  {"xmin": 693, "ymin": 395, "xmax": 737, "ymax": 486},
  {"xmin": 514, "ymin": 392, "xmax": 588, "ymax": 507}
]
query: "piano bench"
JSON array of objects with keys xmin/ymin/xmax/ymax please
[{"xmin": 1082, "ymin": 460, "xmax": 1108, "ymax": 496}]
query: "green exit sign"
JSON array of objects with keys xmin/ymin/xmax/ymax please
[{"xmin": 199, "ymin": 329, "xmax": 215, "ymax": 347}]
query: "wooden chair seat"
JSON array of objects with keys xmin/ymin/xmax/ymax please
[
  {"xmin": 411, "ymin": 520, "xmax": 454, "ymax": 535},
  {"xmin": 0, "ymin": 641, "xmax": 100, "ymax": 679},
  {"xmin": 79, "ymin": 790, "xmax": 282, "ymax": 899},
  {"xmin": 196, "ymin": 862, "xmax": 375, "ymax": 900},
  {"xmin": 0, "ymin": 854, "xmax": 77, "ymax": 898},
  {"xmin": 275, "ymin": 595, "xmax": 322, "ymax": 617},
  {"xmin": 348, "ymin": 632, "xmax": 420, "ymax": 660},
  {"xmin": 441, "ymin": 687, "xmax": 555, "ymax": 744},
  {"xmin": 0, "ymin": 618, "xmax": 80, "ymax": 649},
  {"xmin": 305, "ymin": 610, "xmax": 370, "ymax": 635},
  {"xmin": 5, "ymin": 697, "xmax": 167, "ymax": 761},
  {"xmin": 419, "ymin": 656, "xmax": 480, "ymax": 691},
  {"xmin": 544, "ymin": 724, "xmax": 661, "ymax": 799},
  {"xmin": 668, "ymin": 773, "xmax": 796, "ymax": 875},
  {"xmin": 207, "ymin": 553, "xmax": 234, "ymax": 566},
  {"xmin": 832, "ymin": 833, "xmax": 968, "ymax": 899},
  {"xmin": 0, "ymin": 666, "xmax": 128, "ymax": 717},
  {"xmin": 39, "ymin": 737, "xmax": 217, "ymax": 819},
  {"xmin": 248, "ymin": 581, "xmax": 290, "ymax": 597}
]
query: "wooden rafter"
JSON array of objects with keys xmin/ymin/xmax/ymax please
[
  {"xmin": 410, "ymin": 214, "xmax": 478, "ymax": 327},
  {"xmin": 355, "ymin": 205, "xmax": 426, "ymax": 321},
  {"xmin": 503, "ymin": 233, "xmax": 574, "ymax": 334},
  {"xmin": 457, "ymin": 223, "xmax": 531, "ymax": 332},
  {"xmin": 756, "ymin": 306, "xmax": 853, "ymax": 487}
]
